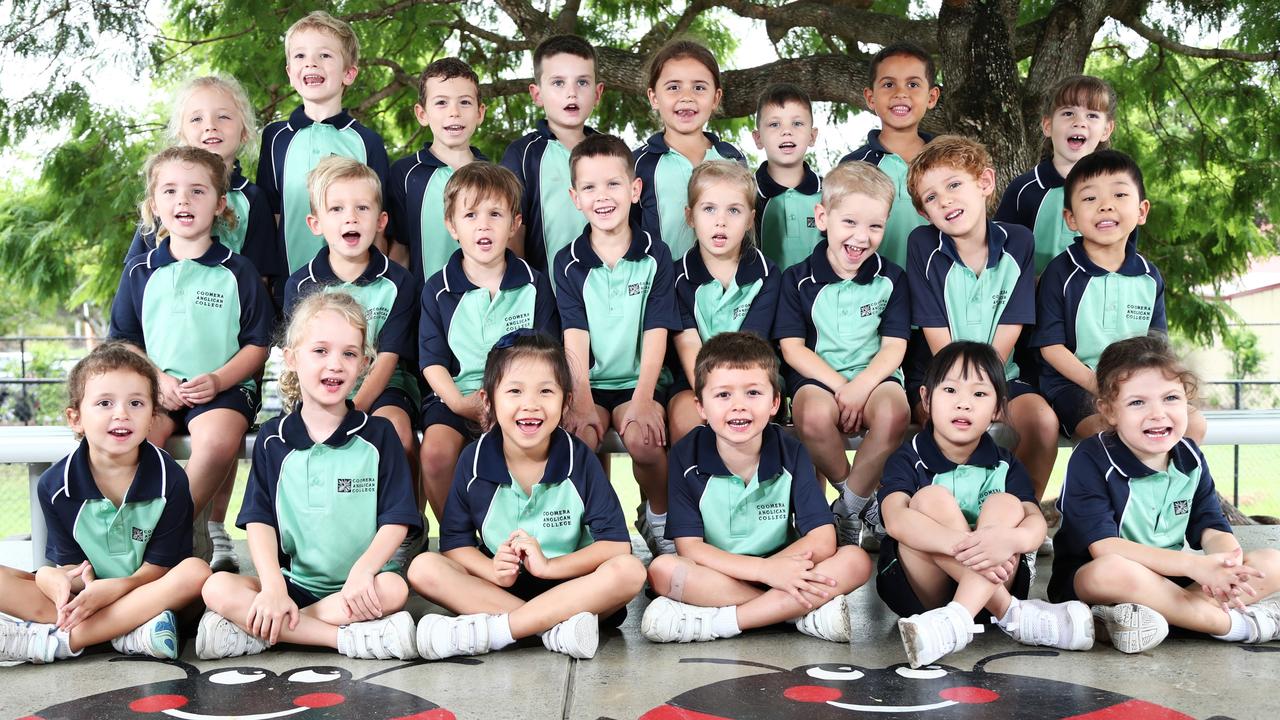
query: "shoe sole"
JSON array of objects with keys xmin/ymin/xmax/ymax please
[
  {"xmin": 897, "ymin": 616, "xmax": 927, "ymax": 668},
  {"xmin": 1094, "ymin": 603, "xmax": 1167, "ymax": 654},
  {"xmin": 210, "ymin": 557, "xmax": 240, "ymax": 573},
  {"xmin": 386, "ymin": 612, "xmax": 419, "ymax": 660},
  {"xmin": 148, "ymin": 611, "xmax": 179, "ymax": 659},
  {"xmin": 556, "ymin": 612, "xmax": 598, "ymax": 659}
]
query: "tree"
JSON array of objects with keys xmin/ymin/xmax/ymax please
[{"xmin": 1, "ymin": 0, "xmax": 1277, "ymax": 341}]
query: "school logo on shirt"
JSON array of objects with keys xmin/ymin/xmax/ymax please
[
  {"xmin": 131, "ymin": 527, "xmax": 152, "ymax": 543},
  {"xmin": 193, "ymin": 291, "xmax": 225, "ymax": 310},
  {"xmin": 541, "ymin": 509, "xmax": 572, "ymax": 528},
  {"xmin": 860, "ymin": 299, "xmax": 887, "ymax": 318},
  {"xmin": 989, "ymin": 289, "xmax": 1010, "ymax": 310},
  {"xmin": 365, "ymin": 307, "xmax": 390, "ymax": 324},
  {"xmin": 806, "ymin": 217, "xmax": 816, "ymax": 228},
  {"xmin": 756, "ymin": 502, "xmax": 787, "ymax": 522},
  {"xmin": 628, "ymin": 282, "xmax": 648, "ymax": 297},
  {"xmin": 1172, "ymin": 499, "xmax": 1191, "ymax": 516},
  {"xmin": 337, "ymin": 477, "xmax": 377, "ymax": 494},
  {"xmin": 504, "ymin": 312, "xmax": 532, "ymax": 332},
  {"xmin": 733, "ymin": 304, "xmax": 751, "ymax": 320},
  {"xmin": 1125, "ymin": 303, "xmax": 1153, "ymax": 322}
]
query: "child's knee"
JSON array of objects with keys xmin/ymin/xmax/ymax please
[
  {"xmin": 791, "ymin": 393, "xmax": 836, "ymax": 438},
  {"xmin": 978, "ymin": 492, "xmax": 1024, "ymax": 520},
  {"xmin": 419, "ymin": 441, "xmax": 457, "ymax": 478},
  {"xmin": 172, "ymin": 558, "xmax": 213, "ymax": 589},
  {"xmin": 910, "ymin": 484, "xmax": 957, "ymax": 515},
  {"xmin": 646, "ymin": 554, "xmax": 686, "ymax": 595},
  {"xmin": 407, "ymin": 552, "xmax": 454, "ymax": 594},
  {"xmin": 625, "ymin": 435, "xmax": 666, "ymax": 467},
  {"xmin": 833, "ymin": 545, "xmax": 873, "ymax": 584},
  {"xmin": 201, "ymin": 571, "xmax": 239, "ymax": 609},
  {"xmin": 1077, "ymin": 554, "xmax": 1140, "ymax": 595},
  {"xmin": 1246, "ymin": 547, "xmax": 1280, "ymax": 577},
  {"xmin": 601, "ymin": 554, "xmax": 647, "ymax": 595},
  {"xmin": 374, "ymin": 572, "xmax": 409, "ymax": 610}
]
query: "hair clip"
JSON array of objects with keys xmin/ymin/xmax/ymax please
[{"xmin": 493, "ymin": 327, "xmax": 540, "ymax": 350}]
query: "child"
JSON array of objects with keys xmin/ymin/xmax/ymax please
[
  {"xmin": 259, "ymin": 10, "xmax": 390, "ymax": 275},
  {"xmin": 284, "ymin": 157, "xmax": 421, "ymax": 489},
  {"xmin": 775, "ymin": 161, "xmax": 911, "ymax": 547},
  {"xmin": 1033, "ymin": 150, "xmax": 1204, "ymax": 442},
  {"xmin": 905, "ymin": 136, "xmax": 1060, "ymax": 501},
  {"xmin": 643, "ymin": 332, "xmax": 872, "ymax": 643},
  {"xmin": 839, "ymin": 42, "xmax": 940, "ymax": 269},
  {"xmin": 752, "ymin": 83, "xmax": 822, "ymax": 270},
  {"xmin": 1050, "ymin": 335, "xmax": 1280, "ymax": 652},
  {"xmin": 669, "ymin": 160, "xmax": 779, "ymax": 448},
  {"xmin": 997, "ymin": 75, "xmax": 1117, "ymax": 274},
  {"xmin": 109, "ymin": 147, "xmax": 273, "ymax": 521},
  {"xmin": 501, "ymin": 34, "xmax": 603, "ymax": 274},
  {"xmin": 634, "ymin": 39, "xmax": 747, "ymax": 258},
  {"xmin": 419, "ymin": 162, "xmax": 559, "ymax": 521},
  {"xmin": 556, "ymin": 133, "xmax": 681, "ymax": 555},
  {"xmin": 0, "ymin": 343, "xmax": 210, "ymax": 663},
  {"xmin": 388, "ymin": 57, "xmax": 488, "ymax": 284},
  {"xmin": 880, "ymin": 341, "xmax": 1093, "ymax": 668},
  {"xmin": 198, "ymin": 292, "xmax": 423, "ymax": 660},
  {"xmin": 410, "ymin": 331, "xmax": 646, "ymax": 660}
]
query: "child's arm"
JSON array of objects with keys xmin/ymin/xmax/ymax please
[
  {"xmin": 341, "ymin": 523, "xmax": 408, "ymax": 621},
  {"xmin": 990, "ymin": 324, "xmax": 1023, "ymax": 368},
  {"xmin": 419, "ymin": 283, "xmax": 484, "ymax": 421},
  {"xmin": 354, "ymin": 353, "xmax": 399, "ymax": 412},
  {"xmin": 509, "ymin": 531, "xmax": 631, "ymax": 580},
  {"xmin": 673, "ymin": 329, "xmax": 702, "ymax": 387},
  {"xmin": 55, "ymin": 562, "xmax": 169, "ymax": 632},
  {"xmin": 562, "ymin": 328, "xmax": 603, "ymax": 442},
  {"xmin": 355, "ymin": 267, "xmax": 420, "ymax": 411},
  {"xmin": 1040, "ymin": 345, "xmax": 1097, "ymax": 394},
  {"xmin": 623, "ymin": 327, "xmax": 669, "ymax": 446},
  {"xmin": 674, "ymin": 531, "xmax": 837, "ymax": 609},
  {"xmin": 438, "ymin": 447, "xmax": 520, "ymax": 587},
  {"xmin": 244, "ymin": 522, "xmax": 299, "ymax": 644},
  {"xmin": 183, "ymin": 263, "xmax": 273, "ymax": 403},
  {"xmin": 180, "ymin": 345, "xmax": 269, "ymax": 405},
  {"xmin": 779, "ymin": 339, "xmax": 848, "ymax": 390}
]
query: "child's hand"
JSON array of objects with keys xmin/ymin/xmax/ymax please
[
  {"xmin": 758, "ymin": 551, "xmax": 836, "ymax": 610},
  {"xmin": 621, "ymin": 396, "xmax": 667, "ymax": 448},
  {"xmin": 158, "ymin": 373, "xmax": 189, "ymax": 410},
  {"xmin": 492, "ymin": 541, "xmax": 521, "ymax": 587},
  {"xmin": 834, "ymin": 378, "xmax": 874, "ymax": 434},
  {"xmin": 980, "ymin": 555, "xmax": 1020, "ymax": 585},
  {"xmin": 179, "ymin": 373, "xmax": 221, "ymax": 405},
  {"xmin": 952, "ymin": 528, "xmax": 1020, "ymax": 574},
  {"xmin": 340, "ymin": 569, "xmax": 383, "ymax": 622},
  {"xmin": 58, "ymin": 576, "xmax": 118, "ymax": 631},
  {"xmin": 456, "ymin": 393, "xmax": 486, "ymax": 424},
  {"xmin": 564, "ymin": 400, "xmax": 604, "ymax": 446},
  {"xmin": 509, "ymin": 529, "xmax": 550, "ymax": 578},
  {"xmin": 37, "ymin": 563, "xmax": 81, "ymax": 622},
  {"xmin": 1195, "ymin": 548, "xmax": 1262, "ymax": 611},
  {"xmin": 246, "ymin": 585, "xmax": 298, "ymax": 645}
]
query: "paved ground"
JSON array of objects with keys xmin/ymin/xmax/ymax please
[{"xmin": 4, "ymin": 527, "xmax": 1278, "ymax": 720}]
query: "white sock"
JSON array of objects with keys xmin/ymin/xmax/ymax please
[
  {"xmin": 844, "ymin": 491, "xmax": 871, "ymax": 519},
  {"xmin": 487, "ymin": 614, "xmax": 515, "ymax": 651},
  {"xmin": 994, "ymin": 597, "xmax": 1021, "ymax": 630},
  {"xmin": 645, "ymin": 506, "xmax": 666, "ymax": 529},
  {"xmin": 710, "ymin": 606, "xmax": 740, "ymax": 639},
  {"xmin": 1212, "ymin": 609, "xmax": 1250, "ymax": 642},
  {"xmin": 53, "ymin": 628, "xmax": 79, "ymax": 659}
]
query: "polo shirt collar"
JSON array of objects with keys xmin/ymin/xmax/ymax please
[
  {"xmin": 865, "ymin": 129, "xmax": 935, "ymax": 156},
  {"xmin": 806, "ymin": 241, "xmax": 884, "ymax": 285},
  {"xmin": 470, "ymin": 427, "xmax": 576, "ymax": 486},
  {"xmin": 1064, "ymin": 237, "xmax": 1150, "ymax": 278},
  {"xmin": 912, "ymin": 424, "xmax": 1002, "ymax": 474},
  {"xmin": 641, "ymin": 131, "xmax": 741, "ymax": 160},
  {"xmin": 1034, "ymin": 159, "xmax": 1065, "ymax": 189},
  {"xmin": 414, "ymin": 144, "xmax": 487, "ymax": 166},
  {"xmin": 441, "ymin": 249, "xmax": 535, "ymax": 293},
  {"xmin": 566, "ymin": 223, "xmax": 654, "ymax": 268},
  {"xmin": 755, "ymin": 162, "xmax": 821, "ymax": 198},
  {"xmin": 691, "ymin": 424, "xmax": 784, "ymax": 483},
  {"xmin": 280, "ymin": 402, "xmax": 370, "ymax": 449},
  {"xmin": 152, "ymin": 238, "xmax": 234, "ymax": 268},
  {"xmin": 679, "ymin": 246, "xmax": 772, "ymax": 287},
  {"xmin": 937, "ymin": 221, "xmax": 1006, "ymax": 270},
  {"xmin": 230, "ymin": 160, "xmax": 248, "ymax": 192},
  {"xmin": 1097, "ymin": 431, "xmax": 1200, "ymax": 479},
  {"xmin": 288, "ymin": 105, "xmax": 355, "ymax": 131},
  {"xmin": 305, "ymin": 246, "xmax": 391, "ymax": 286},
  {"xmin": 536, "ymin": 118, "xmax": 597, "ymax": 143},
  {"xmin": 63, "ymin": 439, "xmax": 168, "ymax": 502}
]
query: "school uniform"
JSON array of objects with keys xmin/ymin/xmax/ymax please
[
  {"xmin": 500, "ymin": 120, "xmax": 596, "ymax": 274},
  {"xmin": 633, "ymin": 132, "xmax": 747, "ymax": 258},
  {"xmin": 387, "ymin": 145, "xmax": 487, "ymax": 284},
  {"xmin": 839, "ymin": 129, "xmax": 933, "ymax": 269},
  {"xmin": 754, "ymin": 162, "xmax": 822, "ymax": 270}
]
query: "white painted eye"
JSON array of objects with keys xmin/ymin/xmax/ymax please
[
  {"xmin": 288, "ymin": 669, "xmax": 344, "ymax": 684},
  {"xmin": 209, "ymin": 670, "xmax": 268, "ymax": 685},
  {"xmin": 806, "ymin": 666, "xmax": 865, "ymax": 681},
  {"xmin": 896, "ymin": 666, "xmax": 948, "ymax": 680}
]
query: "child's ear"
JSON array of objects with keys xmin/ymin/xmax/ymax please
[
  {"xmin": 694, "ymin": 395, "xmax": 708, "ymax": 423},
  {"xmin": 65, "ymin": 406, "xmax": 82, "ymax": 435},
  {"xmin": 917, "ymin": 385, "xmax": 930, "ymax": 416},
  {"xmin": 592, "ymin": 82, "xmax": 604, "ymax": 104},
  {"xmin": 528, "ymin": 82, "xmax": 543, "ymax": 105},
  {"xmin": 306, "ymin": 213, "xmax": 323, "ymax": 237},
  {"xmin": 377, "ymin": 210, "xmax": 389, "ymax": 234},
  {"xmin": 282, "ymin": 345, "xmax": 297, "ymax": 372},
  {"xmin": 342, "ymin": 65, "xmax": 359, "ymax": 87},
  {"xmin": 751, "ymin": 129, "xmax": 764, "ymax": 150},
  {"xmin": 977, "ymin": 167, "xmax": 996, "ymax": 197},
  {"xmin": 443, "ymin": 214, "xmax": 458, "ymax": 241},
  {"xmin": 476, "ymin": 101, "xmax": 487, "ymax": 126},
  {"xmin": 926, "ymin": 84, "xmax": 940, "ymax": 108},
  {"xmin": 1040, "ymin": 114, "xmax": 1054, "ymax": 139},
  {"xmin": 862, "ymin": 87, "xmax": 875, "ymax": 112},
  {"xmin": 807, "ymin": 125, "xmax": 818, "ymax": 148},
  {"xmin": 629, "ymin": 176, "xmax": 643, "ymax": 204},
  {"xmin": 1135, "ymin": 198, "xmax": 1150, "ymax": 226},
  {"xmin": 769, "ymin": 390, "xmax": 781, "ymax": 417},
  {"xmin": 647, "ymin": 87, "xmax": 659, "ymax": 110},
  {"xmin": 1062, "ymin": 206, "xmax": 1079, "ymax": 233},
  {"xmin": 813, "ymin": 202, "xmax": 828, "ymax": 233},
  {"xmin": 1101, "ymin": 118, "xmax": 1115, "ymax": 143},
  {"xmin": 413, "ymin": 103, "xmax": 429, "ymax": 127},
  {"xmin": 511, "ymin": 211, "xmax": 523, "ymax": 233}
]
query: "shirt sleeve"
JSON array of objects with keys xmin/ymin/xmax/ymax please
[
  {"xmin": 124, "ymin": 228, "xmax": 155, "ymax": 264},
  {"xmin": 363, "ymin": 131, "xmax": 392, "ymax": 213},
  {"xmin": 141, "ymin": 456, "xmax": 194, "ymax": 567},
  {"xmin": 256, "ymin": 125, "xmax": 282, "ymax": 216},
  {"xmin": 907, "ymin": 229, "xmax": 949, "ymax": 328},
  {"xmin": 108, "ymin": 265, "xmax": 146, "ymax": 348},
  {"xmin": 578, "ymin": 448, "xmax": 630, "ymax": 543},
  {"xmin": 385, "ymin": 161, "xmax": 407, "ymax": 247},
  {"xmin": 1184, "ymin": 442, "xmax": 1232, "ymax": 550},
  {"xmin": 438, "ymin": 445, "xmax": 480, "ymax": 553},
  {"xmin": 663, "ymin": 438, "xmax": 705, "ymax": 540},
  {"xmin": 994, "ymin": 179, "xmax": 1023, "ymax": 225},
  {"xmin": 771, "ymin": 266, "xmax": 808, "ymax": 340},
  {"xmin": 38, "ymin": 465, "xmax": 86, "ymax": 566},
  {"xmin": 372, "ymin": 419, "xmax": 424, "ymax": 534},
  {"xmin": 876, "ymin": 447, "xmax": 920, "ymax": 506},
  {"xmin": 379, "ymin": 271, "xmax": 419, "ymax": 358},
  {"xmin": 531, "ymin": 270, "xmax": 561, "ymax": 340},
  {"xmin": 674, "ymin": 272, "xmax": 698, "ymax": 331},
  {"xmin": 1001, "ymin": 452, "xmax": 1038, "ymax": 504},
  {"xmin": 788, "ymin": 439, "xmax": 834, "ymax": 537},
  {"xmin": 500, "ymin": 139, "xmax": 533, "ymax": 221},
  {"xmin": 418, "ymin": 279, "xmax": 452, "ymax": 373},
  {"xmin": 740, "ymin": 263, "xmax": 780, "ymax": 339},
  {"xmin": 1149, "ymin": 264, "xmax": 1168, "ymax": 334},
  {"xmin": 642, "ymin": 244, "xmax": 681, "ymax": 332},
  {"xmin": 877, "ymin": 263, "xmax": 912, "ymax": 340},
  {"xmin": 997, "ymin": 225, "xmax": 1036, "ymax": 326},
  {"xmin": 554, "ymin": 252, "xmax": 589, "ymax": 332},
  {"xmin": 1031, "ymin": 258, "xmax": 1069, "ymax": 348},
  {"xmin": 235, "ymin": 264, "xmax": 274, "ymax": 348},
  {"xmin": 236, "ymin": 428, "xmax": 280, "ymax": 530},
  {"xmin": 1057, "ymin": 441, "xmax": 1121, "ymax": 549}
]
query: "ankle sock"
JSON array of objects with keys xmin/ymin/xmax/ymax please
[
  {"xmin": 487, "ymin": 614, "xmax": 515, "ymax": 651},
  {"xmin": 1212, "ymin": 609, "xmax": 1250, "ymax": 642},
  {"xmin": 994, "ymin": 597, "xmax": 1021, "ymax": 630},
  {"xmin": 53, "ymin": 628, "xmax": 79, "ymax": 659},
  {"xmin": 711, "ymin": 606, "xmax": 741, "ymax": 639},
  {"xmin": 645, "ymin": 506, "xmax": 666, "ymax": 529}
]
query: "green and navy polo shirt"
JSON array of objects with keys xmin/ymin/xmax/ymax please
[
  {"xmin": 284, "ymin": 246, "xmax": 422, "ymax": 407},
  {"xmin": 38, "ymin": 440, "xmax": 192, "ymax": 577},
  {"xmin": 258, "ymin": 105, "xmax": 390, "ymax": 274},
  {"xmin": 237, "ymin": 405, "xmax": 422, "ymax": 597},
  {"xmin": 995, "ymin": 160, "xmax": 1078, "ymax": 275},
  {"xmin": 633, "ymin": 132, "xmax": 747, "ymax": 258},
  {"xmin": 755, "ymin": 161, "xmax": 822, "ymax": 270},
  {"xmin": 438, "ymin": 427, "xmax": 630, "ymax": 557},
  {"xmin": 673, "ymin": 245, "xmax": 779, "ymax": 342},
  {"xmin": 387, "ymin": 144, "xmax": 487, "ymax": 284},
  {"xmin": 839, "ymin": 129, "xmax": 934, "ymax": 269},
  {"xmin": 906, "ymin": 220, "xmax": 1036, "ymax": 382},
  {"xmin": 109, "ymin": 239, "xmax": 273, "ymax": 392},
  {"xmin": 420, "ymin": 249, "xmax": 559, "ymax": 396},
  {"xmin": 878, "ymin": 425, "xmax": 1037, "ymax": 528},
  {"xmin": 666, "ymin": 424, "xmax": 832, "ymax": 556},
  {"xmin": 774, "ymin": 244, "xmax": 910, "ymax": 388},
  {"xmin": 1032, "ymin": 238, "xmax": 1166, "ymax": 404},
  {"xmin": 500, "ymin": 119, "xmax": 597, "ymax": 274},
  {"xmin": 553, "ymin": 226, "xmax": 681, "ymax": 391}
]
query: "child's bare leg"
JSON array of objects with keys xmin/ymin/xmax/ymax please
[
  {"xmin": 185, "ymin": 410, "xmax": 249, "ymax": 512},
  {"xmin": 67, "ymin": 558, "xmax": 210, "ymax": 651},
  {"xmin": 1242, "ymin": 548, "xmax": 1280, "ymax": 600},
  {"xmin": 790, "ymin": 386, "xmax": 850, "ymax": 486},
  {"xmin": 208, "ymin": 464, "xmax": 236, "ymax": 525},
  {"xmin": 147, "ymin": 413, "xmax": 176, "ymax": 450},
  {"xmin": 408, "ymin": 553, "xmax": 527, "ymax": 616},
  {"xmin": 1186, "ymin": 409, "xmax": 1207, "ymax": 444},
  {"xmin": 0, "ymin": 568, "xmax": 57, "ymax": 623},
  {"xmin": 507, "ymin": 555, "xmax": 646, "ymax": 637},
  {"xmin": 666, "ymin": 390, "xmax": 703, "ymax": 449},
  {"xmin": 1071, "ymin": 413, "xmax": 1111, "ymax": 441},
  {"xmin": 648, "ymin": 555, "xmax": 767, "ymax": 608},
  {"xmin": 578, "ymin": 406, "xmax": 610, "ymax": 451},
  {"xmin": 847, "ymin": 382, "xmax": 910, "ymax": 497},
  {"xmin": 1075, "ymin": 555, "xmax": 1233, "ymax": 634},
  {"xmin": 1006, "ymin": 393, "xmax": 1058, "ymax": 501},
  {"xmin": 375, "ymin": 405, "xmax": 420, "ymax": 497},
  {"xmin": 419, "ymin": 426, "xmax": 466, "ymax": 522},
  {"xmin": 614, "ymin": 402, "xmax": 668, "ymax": 513}
]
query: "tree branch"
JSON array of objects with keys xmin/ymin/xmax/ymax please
[
  {"xmin": 340, "ymin": 0, "xmax": 462, "ymax": 23},
  {"xmin": 712, "ymin": 0, "xmax": 934, "ymax": 51},
  {"xmin": 1118, "ymin": 15, "xmax": 1280, "ymax": 62},
  {"xmin": 492, "ymin": 0, "xmax": 549, "ymax": 40}
]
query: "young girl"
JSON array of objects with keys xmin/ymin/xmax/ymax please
[
  {"xmin": 996, "ymin": 75, "xmax": 1117, "ymax": 274},
  {"xmin": 879, "ymin": 341, "xmax": 1093, "ymax": 668},
  {"xmin": 1050, "ymin": 335, "xmax": 1280, "ymax": 652},
  {"xmin": 669, "ymin": 161, "xmax": 780, "ymax": 447},
  {"xmin": 197, "ymin": 292, "xmax": 423, "ymax": 660},
  {"xmin": 634, "ymin": 40, "xmax": 748, "ymax": 258},
  {"xmin": 409, "ymin": 330, "xmax": 646, "ymax": 660},
  {"xmin": 0, "ymin": 343, "xmax": 210, "ymax": 663}
]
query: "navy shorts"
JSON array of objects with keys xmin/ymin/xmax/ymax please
[
  {"xmin": 170, "ymin": 384, "xmax": 260, "ymax": 431},
  {"xmin": 1048, "ymin": 384, "xmax": 1097, "ymax": 437},
  {"xmin": 371, "ymin": 386, "xmax": 420, "ymax": 430},
  {"xmin": 876, "ymin": 535, "xmax": 1032, "ymax": 618},
  {"xmin": 420, "ymin": 394, "xmax": 481, "ymax": 441},
  {"xmin": 283, "ymin": 577, "xmax": 322, "ymax": 609},
  {"xmin": 788, "ymin": 375, "xmax": 902, "ymax": 403},
  {"xmin": 508, "ymin": 571, "xmax": 627, "ymax": 629},
  {"xmin": 591, "ymin": 387, "xmax": 668, "ymax": 414}
]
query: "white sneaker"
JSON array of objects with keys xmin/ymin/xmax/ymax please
[
  {"xmin": 209, "ymin": 524, "xmax": 239, "ymax": 573},
  {"xmin": 195, "ymin": 610, "xmax": 268, "ymax": 660},
  {"xmin": 112, "ymin": 610, "xmax": 179, "ymax": 658},
  {"xmin": 416, "ymin": 613, "xmax": 491, "ymax": 660},
  {"xmin": 897, "ymin": 604, "xmax": 982, "ymax": 668},
  {"xmin": 796, "ymin": 595, "xmax": 851, "ymax": 643},
  {"xmin": 1243, "ymin": 599, "xmax": 1280, "ymax": 644},
  {"xmin": 645, "ymin": 515, "xmax": 676, "ymax": 556},
  {"xmin": 1092, "ymin": 603, "xmax": 1168, "ymax": 653},
  {"xmin": 831, "ymin": 492, "xmax": 863, "ymax": 547},
  {"xmin": 0, "ymin": 616, "xmax": 57, "ymax": 664},
  {"xmin": 641, "ymin": 597, "xmax": 720, "ymax": 643},
  {"xmin": 998, "ymin": 599, "xmax": 1093, "ymax": 651},
  {"xmin": 337, "ymin": 611, "xmax": 417, "ymax": 660},
  {"xmin": 542, "ymin": 611, "xmax": 599, "ymax": 659}
]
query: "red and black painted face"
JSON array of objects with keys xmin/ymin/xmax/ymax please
[{"xmin": 18, "ymin": 666, "xmax": 454, "ymax": 720}]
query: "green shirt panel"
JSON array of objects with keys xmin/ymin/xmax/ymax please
[
  {"xmin": 1074, "ymin": 274, "xmax": 1159, "ymax": 370},
  {"xmin": 811, "ymin": 276, "xmax": 901, "ymax": 381},
  {"xmin": 1119, "ymin": 466, "xmax": 1200, "ymax": 551},
  {"xmin": 140, "ymin": 261, "xmax": 248, "ymax": 388},
  {"xmin": 698, "ymin": 470, "xmax": 796, "ymax": 556},
  {"xmin": 760, "ymin": 190, "xmax": 821, "ymax": 270},
  {"xmin": 537, "ymin": 141, "xmax": 588, "ymax": 271},
  {"xmin": 282, "ymin": 125, "xmax": 369, "ymax": 273},
  {"xmin": 222, "ymin": 189, "xmax": 249, "ymax": 255},
  {"xmin": 448, "ymin": 284, "xmax": 539, "ymax": 394},
  {"xmin": 655, "ymin": 147, "xmax": 729, "ymax": 258},
  {"xmin": 583, "ymin": 257, "xmax": 657, "ymax": 390},
  {"xmin": 942, "ymin": 254, "xmax": 1024, "ymax": 381},
  {"xmin": 479, "ymin": 479, "xmax": 592, "ymax": 558},
  {"xmin": 418, "ymin": 167, "xmax": 456, "ymax": 280},
  {"xmin": 327, "ymin": 278, "xmax": 421, "ymax": 405},
  {"xmin": 1031, "ymin": 187, "xmax": 1073, "ymax": 275},
  {"xmin": 933, "ymin": 461, "xmax": 1014, "ymax": 527},
  {"xmin": 879, "ymin": 154, "xmax": 928, "ymax": 270},
  {"xmin": 72, "ymin": 497, "xmax": 168, "ymax": 579},
  {"xmin": 693, "ymin": 278, "xmax": 763, "ymax": 341}
]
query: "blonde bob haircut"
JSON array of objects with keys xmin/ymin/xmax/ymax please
[
  {"xmin": 285, "ymin": 11, "xmax": 360, "ymax": 68},
  {"xmin": 821, "ymin": 161, "xmax": 895, "ymax": 212},
  {"xmin": 167, "ymin": 75, "xmax": 258, "ymax": 157},
  {"xmin": 277, "ymin": 291, "xmax": 375, "ymax": 411},
  {"xmin": 307, "ymin": 155, "xmax": 383, "ymax": 215},
  {"xmin": 138, "ymin": 146, "xmax": 236, "ymax": 240}
]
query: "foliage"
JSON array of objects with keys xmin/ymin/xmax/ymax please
[{"xmin": 1222, "ymin": 328, "xmax": 1265, "ymax": 380}]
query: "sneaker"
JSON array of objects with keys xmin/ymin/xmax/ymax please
[
  {"xmin": 897, "ymin": 604, "xmax": 982, "ymax": 668},
  {"xmin": 1243, "ymin": 599, "xmax": 1280, "ymax": 644},
  {"xmin": 337, "ymin": 611, "xmax": 418, "ymax": 660},
  {"xmin": 209, "ymin": 523, "xmax": 239, "ymax": 573},
  {"xmin": 0, "ymin": 616, "xmax": 57, "ymax": 664},
  {"xmin": 796, "ymin": 594, "xmax": 851, "ymax": 643},
  {"xmin": 1092, "ymin": 603, "xmax": 1168, "ymax": 654},
  {"xmin": 542, "ymin": 611, "xmax": 599, "ymax": 659},
  {"xmin": 416, "ymin": 613, "xmax": 491, "ymax": 660},
  {"xmin": 1023, "ymin": 550, "xmax": 1038, "ymax": 588},
  {"xmin": 998, "ymin": 599, "xmax": 1092, "ymax": 651},
  {"xmin": 830, "ymin": 492, "xmax": 863, "ymax": 548},
  {"xmin": 645, "ymin": 515, "xmax": 676, "ymax": 556},
  {"xmin": 641, "ymin": 597, "xmax": 720, "ymax": 643},
  {"xmin": 391, "ymin": 526, "xmax": 427, "ymax": 571},
  {"xmin": 195, "ymin": 610, "xmax": 268, "ymax": 660},
  {"xmin": 111, "ymin": 610, "xmax": 179, "ymax": 658}
]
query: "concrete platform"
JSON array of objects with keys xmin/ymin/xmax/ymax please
[{"xmin": 4, "ymin": 527, "xmax": 1278, "ymax": 720}]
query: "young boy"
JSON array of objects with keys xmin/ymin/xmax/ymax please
[
  {"xmin": 501, "ymin": 35, "xmax": 603, "ymax": 274},
  {"xmin": 419, "ymin": 162, "xmax": 559, "ymax": 521},
  {"xmin": 388, "ymin": 58, "xmax": 488, "ymax": 284},
  {"xmin": 774, "ymin": 161, "xmax": 911, "ymax": 547},
  {"xmin": 1033, "ymin": 150, "xmax": 1201, "ymax": 441},
  {"xmin": 643, "ymin": 332, "xmax": 872, "ymax": 643},
  {"xmin": 752, "ymin": 83, "xmax": 823, "ymax": 270},
  {"xmin": 258, "ymin": 11, "xmax": 390, "ymax": 275},
  {"xmin": 284, "ymin": 157, "xmax": 421, "ymax": 488},
  {"xmin": 905, "ymin": 136, "xmax": 1060, "ymax": 501},
  {"xmin": 839, "ymin": 42, "xmax": 940, "ymax": 270},
  {"xmin": 555, "ymin": 133, "xmax": 681, "ymax": 556},
  {"xmin": 0, "ymin": 343, "xmax": 211, "ymax": 663}
]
